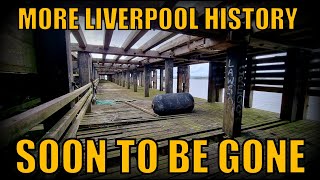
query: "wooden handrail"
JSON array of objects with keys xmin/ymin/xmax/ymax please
[
  {"xmin": 0, "ymin": 78, "xmax": 99, "ymax": 148},
  {"xmin": 40, "ymin": 88, "xmax": 92, "ymax": 141},
  {"xmin": 62, "ymin": 93, "xmax": 93, "ymax": 141}
]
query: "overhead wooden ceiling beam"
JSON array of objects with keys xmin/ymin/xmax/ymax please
[
  {"xmin": 140, "ymin": 31, "xmax": 178, "ymax": 53},
  {"xmin": 156, "ymin": 35, "xmax": 201, "ymax": 53},
  {"xmin": 71, "ymin": 43, "xmax": 173, "ymax": 58},
  {"xmin": 71, "ymin": 25, "xmax": 87, "ymax": 49}
]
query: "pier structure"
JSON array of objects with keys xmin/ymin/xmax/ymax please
[{"xmin": 0, "ymin": 1, "xmax": 319, "ymax": 178}]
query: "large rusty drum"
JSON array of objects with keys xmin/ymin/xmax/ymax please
[{"xmin": 152, "ymin": 93, "xmax": 194, "ymax": 116}]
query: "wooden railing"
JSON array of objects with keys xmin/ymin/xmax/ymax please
[
  {"xmin": 250, "ymin": 55, "xmax": 286, "ymax": 93},
  {"xmin": 0, "ymin": 79, "xmax": 99, "ymax": 148},
  {"xmin": 308, "ymin": 58, "xmax": 320, "ymax": 97}
]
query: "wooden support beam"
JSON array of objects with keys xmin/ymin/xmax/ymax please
[
  {"xmin": 122, "ymin": 72, "xmax": 125, "ymax": 87},
  {"xmin": 78, "ymin": 52, "xmax": 92, "ymax": 86},
  {"xmin": 103, "ymin": 30, "xmax": 113, "ymax": 50},
  {"xmin": 208, "ymin": 62, "xmax": 224, "ymax": 102},
  {"xmin": 223, "ymin": 45, "xmax": 247, "ymax": 138},
  {"xmin": 133, "ymin": 70, "xmax": 138, "ymax": 92},
  {"xmin": 78, "ymin": 52, "xmax": 92, "ymax": 113},
  {"xmin": 140, "ymin": 71, "xmax": 143, "ymax": 87},
  {"xmin": 71, "ymin": 44, "xmax": 173, "ymax": 58},
  {"xmin": 165, "ymin": 58, "xmax": 174, "ymax": 93},
  {"xmin": 244, "ymin": 56, "xmax": 254, "ymax": 108},
  {"xmin": 157, "ymin": 35, "xmax": 200, "ymax": 53},
  {"xmin": 123, "ymin": 30, "xmax": 148, "ymax": 51},
  {"xmin": 140, "ymin": 32, "xmax": 178, "ymax": 52},
  {"xmin": 71, "ymin": 26, "xmax": 87, "ymax": 49},
  {"xmin": 280, "ymin": 49, "xmax": 310, "ymax": 121},
  {"xmin": 144, "ymin": 65, "xmax": 150, "ymax": 97},
  {"xmin": 126, "ymin": 71, "xmax": 130, "ymax": 89},
  {"xmin": 159, "ymin": 68, "xmax": 164, "ymax": 91},
  {"xmin": 92, "ymin": 58, "xmax": 141, "ymax": 65},
  {"xmin": 152, "ymin": 70, "xmax": 157, "ymax": 89},
  {"xmin": 177, "ymin": 66, "xmax": 190, "ymax": 93}
]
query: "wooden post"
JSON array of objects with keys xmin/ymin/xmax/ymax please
[
  {"xmin": 140, "ymin": 72, "xmax": 143, "ymax": 87},
  {"xmin": 208, "ymin": 62, "xmax": 225, "ymax": 102},
  {"xmin": 34, "ymin": 30, "xmax": 75, "ymax": 131},
  {"xmin": 78, "ymin": 52, "xmax": 92, "ymax": 86},
  {"xmin": 153, "ymin": 70, "xmax": 157, "ymax": 89},
  {"xmin": 133, "ymin": 70, "xmax": 138, "ymax": 92},
  {"xmin": 122, "ymin": 72, "xmax": 125, "ymax": 87},
  {"xmin": 244, "ymin": 56, "xmax": 254, "ymax": 108},
  {"xmin": 280, "ymin": 49, "xmax": 309, "ymax": 121},
  {"xmin": 223, "ymin": 45, "xmax": 246, "ymax": 138},
  {"xmin": 149, "ymin": 70, "xmax": 153, "ymax": 88},
  {"xmin": 165, "ymin": 58, "xmax": 174, "ymax": 93},
  {"xmin": 177, "ymin": 66, "xmax": 183, "ymax": 93},
  {"xmin": 142, "ymin": 71, "xmax": 145, "ymax": 87},
  {"xmin": 144, "ymin": 65, "xmax": 150, "ymax": 97},
  {"xmin": 177, "ymin": 66, "xmax": 190, "ymax": 93},
  {"xmin": 126, "ymin": 71, "xmax": 130, "ymax": 89},
  {"xmin": 78, "ymin": 52, "xmax": 92, "ymax": 113},
  {"xmin": 159, "ymin": 68, "xmax": 164, "ymax": 91}
]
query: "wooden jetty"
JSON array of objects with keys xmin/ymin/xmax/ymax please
[{"xmin": 0, "ymin": 1, "xmax": 319, "ymax": 179}]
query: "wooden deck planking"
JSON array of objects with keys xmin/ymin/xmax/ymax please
[{"xmin": 73, "ymin": 81, "xmax": 320, "ymax": 179}]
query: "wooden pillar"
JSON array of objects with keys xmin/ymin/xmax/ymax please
[
  {"xmin": 165, "ymin": 58, "xmax": 174, "ymax": 93},
  {"xmin": 140, "ymin": 72, "xmax": 143, "ymax": 87},
  {"xmin": 78, "ymin": 52, "xmax": 92, "ymax": 113},
  {"xmin": 149, "ymin": 70, "xmax": 153, "ymax": 88},
  {"xmin": 159, "ymin": 68, "xmax": 164, "ymax": 91},
  {"xmin": 244, "ymin": 56, "xmax": 254, "ymax": 108},
  {"xmin": 177, "ymin": 66, "xmax": 190, "ymax": 93},
  {"xmin": 142, "ymin": 71, "xmax": 145, "ymax": 87},
  {"xmin": 126, "ymin": 71, "xmax": 130, "ymax": 89},
  {"xmin": 223, "ymin": 45, "xmax": 246, "ymax": 138},
  {"xmin": 208, "ymin": 62, "xmax": 224, "ymax": 103},
  {"xmin": 122, "ymin": 72, "xmax": 125, "ymax": 87},
  {"xmin": 144, "ymin": 65, "xmax": 150, "ymax": 97},
  {"xmin": 34, "ymin": 30, "xmax": 75, "ymax": 130},
  {"xmin": 78, "ymin": 52, "xmax": 92, "ymax": 86},
  {"xmin": 133, "ymin": 70, "xmax": 138, "ymax": 92},
  {"xmin": 153, "ymin": 70, "xmax": 157, "ymax": 89},
  {"xmin": 280, "ymin": 49, "xmax": 309, "ymax": 121},
  {"xmin": 177, "ymin": 67, "xmax": 183, "ymax": 93}
]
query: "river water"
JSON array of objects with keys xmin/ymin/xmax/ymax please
[{"xmin": 157, "ymin": 78, "xmax": 319, "ymax": 121}]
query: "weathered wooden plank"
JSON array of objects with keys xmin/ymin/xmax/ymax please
[
  {"xmin": 281, "ymin": 49, "xmax": 310, "ymax": 121},
  {"xmin": 78, "ymin": 52, "xmax": 92, "ymax": 86},
  {"xmin": 177, "ymin": 66, "xmax": 190, "ymax": 93},
  {"xmin": 71, "ymin": 26, "xmax": 87, "ymax": 49},
  {"xmin": 165, "ymin": 59, "xmax": 173, "ymax": 93},
  {"xmin": 0, "ymin": 82, "xmax": 92, "ymax": 147},
  {"xmin": 159, "ymin": 68, "xmax": 164, "ymax": 91},
  {"xmin": 123, "ymin": 30, "xmax": 148, "ymax": 51},
  {"xmin": 253, "ymin": 72, "xmax": 285, "ymax": 78},
  {"xmin": 144, "ymin": 65, "xmax": 150, "ymax": 97},
  {"xmin": 253, "ymin": 64, "xmax": 285, "ymax": 71},
  {"xmin": 252, "ymin": 86, "xmax": 283, "ymax": 93},
  {"xmin": 308, "ymin": 89, "xmax": 320, "ymax": 96},
  {"xmin": 40, "ymin": 88, "xmax": 92, "ymax": 141},
  {"xmin": 252, "ymin": 79, "xmax": 284, "ymax": 85},
  {"xmin": 156, "ymin": 35, "xmax": 200, "ymax": 53},
  {"xmin": 309, "ymin": 80, "xmax": 320, "ymax": 87},
  {"xmin": 133, "ymin": 70, "xmax": 138, "ymax": 92},
  {"xmin": 252, "ymin": 56, "xmax": 286, "ymax": 64},
  {"xmin": 63, "ymin": 93, "xmax": 93, "ymax": 140},
  {"xmin": 123, "ymin": 101, "xmax": 158, "ymax": 117},
  {"xmin": 71, "ymin": 44, "xmax": 173, "ymax": 58},
  {"xmin": 103, "ymin": 30, "xmax": 113, "ymax": 50},
  {"xmin": 140, "ymin": 32, "xmax": 177, "ymax": 52},
  {"xmin": 244, "ymin": 56, "xmax": 253, "ymax": 108},
  {"xmin": 92, "ymin": 58, "xmax": 141, "ymax": 65},
  {"xmin": 223, "ymin": 45, "xmax": 246, "ymax": 138}
]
